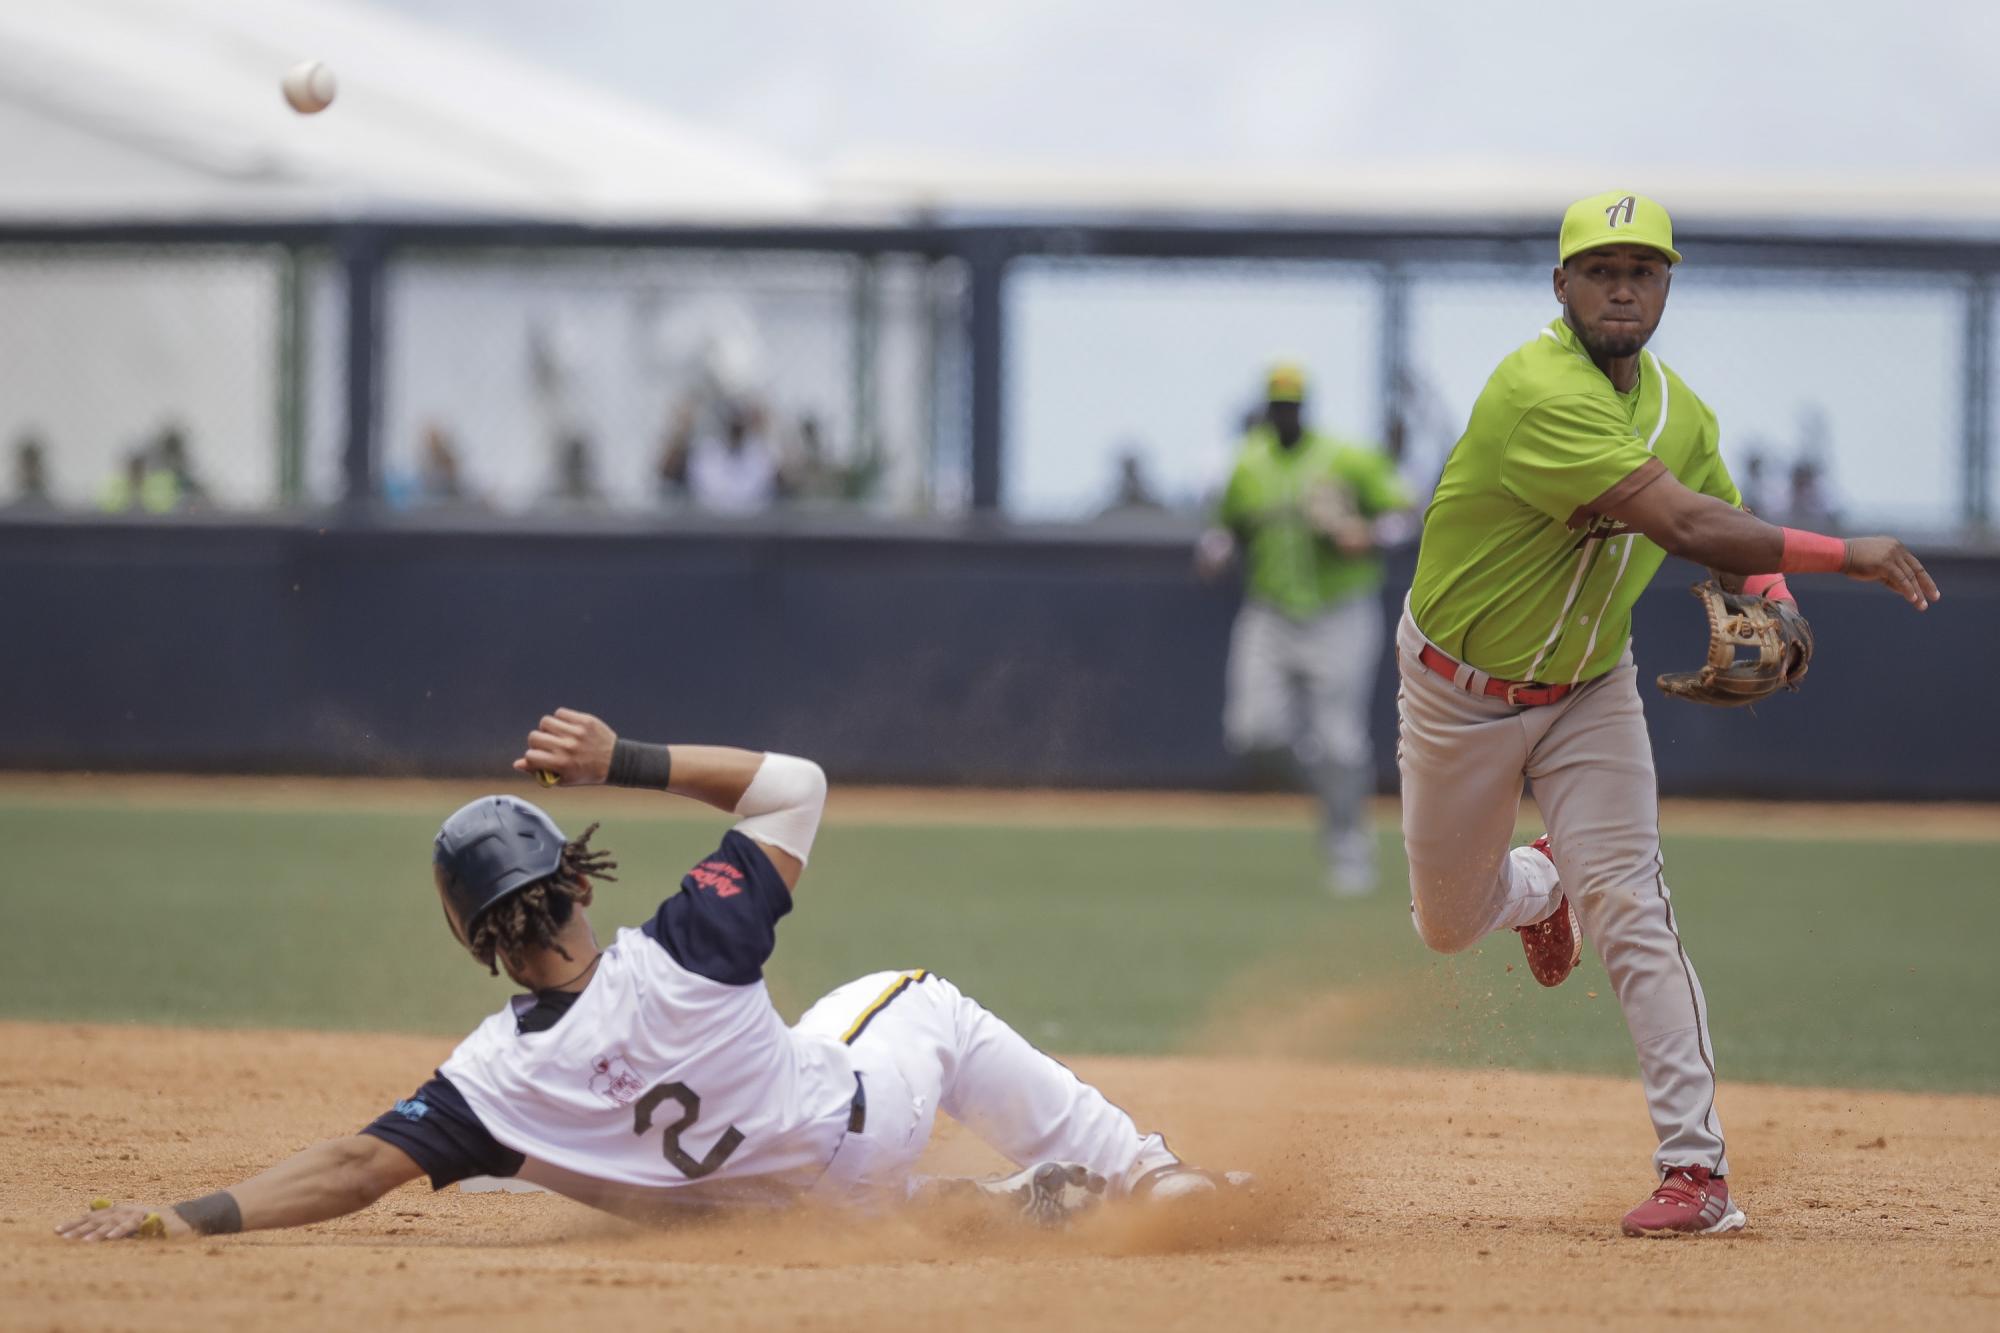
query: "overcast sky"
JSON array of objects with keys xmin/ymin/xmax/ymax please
[{"xmin": 378, "ymin": 0, "xmax": 1997, "ymax": 175}]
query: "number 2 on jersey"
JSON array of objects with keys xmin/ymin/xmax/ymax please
[{"xmin": 632, "ymin": 1081, "xmax": 745, "ymax": 1180}]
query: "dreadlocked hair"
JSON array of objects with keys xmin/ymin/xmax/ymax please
[{"xmin": 467, "ymin": 823, "xmax": 620, "ymax": 977}]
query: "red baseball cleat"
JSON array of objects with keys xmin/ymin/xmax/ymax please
[
  {"xmin": 1515, "ymin": 836, "xmax": 1581, "ymax": 988},
  {"xmin": 1621, "ymin": 1165, "xmax": 1746, "ymax": 1237}
]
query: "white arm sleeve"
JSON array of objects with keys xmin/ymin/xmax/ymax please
[{"xmin": 731, "ymin": 752, "xmax": 827, "ymax": 864}]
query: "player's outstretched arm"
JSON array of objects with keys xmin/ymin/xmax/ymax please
[
  {"xmin": 56, "ymin": 1134, "xmax": 422, "ymax": 1242},
  {"xmin": 513, "ymin": 708, "xmax": 824, "ymax": 889},
  {"xmin": 1600, "ymin": 469, "xmax": 1940, "ymax": 611}
]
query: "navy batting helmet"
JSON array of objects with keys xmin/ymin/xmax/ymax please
[{"xmin": 433, "ymin": 795, "xmax": 566, "ymax": 942}]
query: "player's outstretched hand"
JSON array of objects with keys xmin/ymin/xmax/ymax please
[
  {"xmin": 514, "ymin": 707, "xmax": 617, "ymax": 786},
  {"xmin": 56, "ymin": 1199, "xmax": 192, "ymax": 1242},
  {"xmin": 1842, "ymin": 536, "xmax": 1941, "ymax": 611}
]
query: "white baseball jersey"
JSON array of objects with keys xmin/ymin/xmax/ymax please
[{"xmin": 364, "ymin": 832, "xmax": 863, "ymax": 1211}]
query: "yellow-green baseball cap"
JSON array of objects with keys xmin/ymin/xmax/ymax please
[
  {"xmin": 1266, "ymin": 362, "xmax": 1307, "ymax": 403},
  {"xmin": 1558, "ymin": 190, "xmax": 1682, "ymax": 265}
]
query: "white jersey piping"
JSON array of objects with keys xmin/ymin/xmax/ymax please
[
  {"xmin": 1567, "ymin": 351, "xmax": 1671, "ymax": 683},
  {"xmin": 1525, "ymin": 545, "xmax": 1594, "ymax": 683},
  {"xmin": 1570, "ymin": 535, "xmax": 1636, "ymax": 683},
  {"xmin": 1523, "ymin": 324, "xmax": 1596, "ymax": 682},
  {"xmin": 1528, "ymin": 347, "xmax": 1668, "ymax": 684}
]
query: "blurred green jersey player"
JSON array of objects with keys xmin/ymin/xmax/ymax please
[{"xmin": 1197, "ymin": 362, "xmax": 1412, "ymax": 896}]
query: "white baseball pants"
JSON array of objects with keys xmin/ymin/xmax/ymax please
[
  {"xmin": 1223, "ymin": 594, "xmax": 1383, "ymax": 888},
  {"xmin": 794, "ymin": 970, "xmax": 1179, "ymax": 1204},
  {"xmin": 1393, "ymin": 611, "xmax": 1729, "ymax": 1177}
]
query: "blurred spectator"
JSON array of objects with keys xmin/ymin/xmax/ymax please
[
  {"xmin": 153, "ymin": 425, "xmax": 208, "ymax": 510},
  {"xmin": 655, "ymin": 401, "xmax": 699, "ymax": 500},
  {"xmin": 5, "ymin": 433, "xmax": 54, "ymax": 513},
  {"xmin": 1783, "ymin": 405, "xmax": 1843, "ymax": 531},
  {"xmin": 99, "ymin": 424, "xmax": 207, "ymax": 514},
  {"xmin": 1098, "ymin": 442, "xmax": 1165, "ymax": 518},
  {"xmin": 779, "ymin": 414, "xmax": 882, "ymax": 505},
  {"xmin": 1785, "ymin": 454, "xmax": 1842, "ymax": 532},
  {"xmin": 685, "ymin": 401, "xmax": 779, "ymax": 515},
  {"xmin": 1736, "ymin": 445, "xmax": 1774, "ymax": 516},
  {"xmin": 779, "ymin": 415, "xmax": 845, "ymax": 503},
  {"xmin": 101, "ymin": 451, "xmax": 144, "ymax": 514},
  {"xmin": 548, "ymin": 432, "xmax": 602, "ymax": 508},
  {"xmin": 415, "ymin": 424, "xmax": 478, "ymax": 508}
]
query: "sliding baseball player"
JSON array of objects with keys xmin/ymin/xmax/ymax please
[{"xmin": 60, "ymin": 709, "xmax": 1241, "ymax": 1242}]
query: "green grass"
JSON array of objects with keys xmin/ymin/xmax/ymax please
[{"xmin": 5, "ymin": 801, "xmax": 1995, "ymax": 1094}]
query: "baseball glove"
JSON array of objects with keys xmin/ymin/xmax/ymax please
[
  {"xmin": 1304, "ymin": 480, "xmax": 1371, "ymax": 554},
  {"xmin": 1654, "ymin": 580, "xmax": 1814, "ymax": 707}
]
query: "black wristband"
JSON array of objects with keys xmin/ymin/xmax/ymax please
[
  {"xmin": 607, "ymin": 739, "xmax": 673, "ymax": 790},
  {"xmin": 171, "ymin": 1190, "xmax": 243, "ymax": 1236}
]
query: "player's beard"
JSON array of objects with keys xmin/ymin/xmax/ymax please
[{"xmin": 1576, "ymin": 316, "xmax": 1654, "ymax": 361}]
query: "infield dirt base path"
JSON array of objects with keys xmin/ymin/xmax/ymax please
[{"xmin": 3, "ymin": 1024, "xmax": 1996, "ymax": 1332}]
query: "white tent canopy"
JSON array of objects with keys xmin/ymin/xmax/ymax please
[
  {"xmin": 0, "ymin": 0, "xmax": 821, "ymax": 222},
  {"xmin": 826, "ymin": 155, "xmax": 2000, "ymax": 237}
]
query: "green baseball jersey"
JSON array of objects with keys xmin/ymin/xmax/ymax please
[
  {"xmin": 1410, "ymin": 318, "xmax": 1740, "ymax": 684},
  {"xmin": 1218, "ymin": 426, "xmax": 1411, "ymax": 618}
]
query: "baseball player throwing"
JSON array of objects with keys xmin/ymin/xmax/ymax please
[
  {"xmin": 59, "ymin": 709, "xmax": 1236, "ymax": 1243},
  {"xmin": 1399, "ymin": 192, "xmax": 1937, "ymax": 1237}
]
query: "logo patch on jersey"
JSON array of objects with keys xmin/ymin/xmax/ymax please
[
  {"xmin": 1605, "ymin": 195, "xmax": 1637, "ymax": 227},
  {"xmin": 590, "ymin": 1054, "xmax": 646, "ymax": 1107},
  {"xmin": 393, "ymin": 1098, "xmax": 429, "ymax": 1121},
  {"xmin": 1572, "ymin": 512, "xmax": 1633, "ymax": 548},
  {"xmin": 687, "ymin": 860, "xmax": 745, "ymax": 898}
]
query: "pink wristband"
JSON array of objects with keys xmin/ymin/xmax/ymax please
[
  {"xmin": 1779, "ymin": 527, "xmax": 1846, "ymax": 575},
  {"xmin": 1743, "ymin": 573, "xmax": 1793, "ymax": 603}
]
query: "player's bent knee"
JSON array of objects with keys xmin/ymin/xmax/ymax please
[
  {"xmin": 1222, "ymin": 717, "xmax": 1291, "ymax": 756},
  {"xmin": 1324, "ymin": 740, "xmax": 1372, "ymax": 771},
  {"xmin": 1410, "ymin": 907, "xmax": 1483, "ymax": 955}
]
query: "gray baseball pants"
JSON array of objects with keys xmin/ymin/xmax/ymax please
[
  {"xmin": 1393, "ymin": 609, "xmax": 1728, "ymax": 1177},
  {"xmin": 1223, "ymin": 594, "xmax": 1381, "ymax": 889}
]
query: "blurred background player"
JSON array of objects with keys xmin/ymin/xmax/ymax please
[
  {"xmin": 1196, "ymin": 363, "xmax": 1412, "ymax": 896},
  {"xmin": 58, "ymin": 708, "xmax": 1239, "ymax": 1242}
]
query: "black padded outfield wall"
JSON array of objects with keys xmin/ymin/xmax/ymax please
[{"xmin": 5, "ymin": 519, "xmax": 1997, "ymax": 800}]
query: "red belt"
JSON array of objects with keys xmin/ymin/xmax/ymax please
[{"xmin": 1418, "ymin": 644, "xmax": 1574, "ymax": 708}]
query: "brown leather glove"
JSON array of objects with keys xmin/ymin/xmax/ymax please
[{"xmin": 1655, "ymin": 580, "xmax": 1815, "ymax": 707}]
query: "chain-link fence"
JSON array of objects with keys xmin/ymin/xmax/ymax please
[
  {"xmin": 357, "ymin": 247, "xmax": 967, "ymax": 518},
  {"xmin": 0, "ymin": 244, "xmax": 311, "ymax": 516},
  {"xmin": 0, "ymin": 228, "xmax": 973, "ymax": 522},
  {"xmin": 0, "ymin": 222, "xmax": 1993, "ymax": 537}
]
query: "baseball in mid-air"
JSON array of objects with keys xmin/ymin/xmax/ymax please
[{"xmin": 282, "ymin": 60, "xmax": 337, "ymax": 115}]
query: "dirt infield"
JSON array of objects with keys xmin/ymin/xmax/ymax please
[{"xmin": 4, "ymin": 1023, "xmax": 1996, "ymax": 1332}]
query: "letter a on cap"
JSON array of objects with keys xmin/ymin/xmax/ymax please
[{"xmin": 1560, "ymin": 190, "xmax": 1681, "ymax": 264}]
